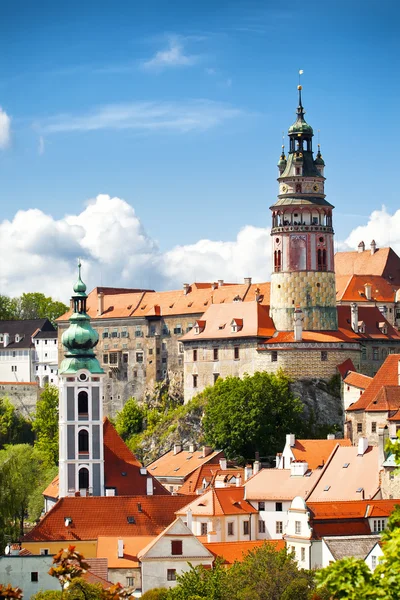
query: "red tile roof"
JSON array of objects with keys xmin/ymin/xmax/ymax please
[
  {"xmin": 23, "ymin": 495, "xmax": 195, "ymax": 542},
  {"xmin": 335, "ymin": 247, "xmax": 400, "ymax": 286},
  {"xmin": 204, "ymin": 540, "xmax": 285, "ymax": 564},
  {"xmin": 43, "ymin": 419, "xmax": 169, "ymax": 500},
  {"xmin": 312, "ymin": 521, "xmax": 371, "ymax": 539},
  {"xmin": 181, "ymin": 302, "xmax": 276, "ymax": 341},
  {"xmin": 336, "ymin": 275, "xmax": 399, "ymax": 303},
  {"xmin": 343, "ymin": 371, "xmax": 373, "ymax": 390},
  {"xmin": 178, "ymin": 464, "xmax": 244, "ymax": 495},
  {"xmin": 337, "ymin": 358, "xmax": 356, "ymax": 378},
  {"xmin": 347, "ymin": 354, "xmax": 400, "ymax": 412},
  {"xmin": 58, "ymin": 283, "xmax": 271, "ymax": 322},
  {"xmin": 308, "ymin": 499, "xmax": 400, "ymax": 520},
  {"xmin": 148, "ymin": 448, "xmax": 223, "ymax": 480},
  {"xmin": 176, "ymin": 487, "xmax": 258, "ymax": 517},
  {"xmin": 292, "ymin": 439, "xmax": 351, "ymax": 470}
]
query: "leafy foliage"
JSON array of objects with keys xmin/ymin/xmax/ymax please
[
  {"xmin": 0, "ymin": 292, "xmax": 68, "ymax": 323},
  {"xmin": 141, "ymin": 589, "xmax": 169, "ymax": 600},
  {"xmin": 115, "ymin": 398, "xmax": 144, "ymax": 440},
  {"xmin": 31, "ymin": 592, "xmax": 62, "ymax": 600},
  {"xmin": 49, "ymin": 545, "xmax": 91, "ymax": 590},
  {"xmin": 0, "ymin": 444, "xmax": 48, "ymax": 540},
  {"xmin": 0, "ymin": 396, "xmax": 33, "ymax": 448},
  {"xmin": 0, "ymin": 584, "xmax": 23, "ymax": 599},
  {"xmin": 202, "ymin": 371, "xmax": 305, "ymax": 461},
  {"xmin": 167, "ymin": 559, "xmax": 227, "ymax": 600},
  {"xmin": 32, "ymin": 384, "xmax": 59, "ymax": 466}
]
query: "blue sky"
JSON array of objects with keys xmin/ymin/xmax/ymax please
[{"xmin": 0, "ymin": 0, "xmax": 399, "ymax": 298}]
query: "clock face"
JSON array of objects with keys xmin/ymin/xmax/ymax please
[{"xmin": 313, "ymin": 184, "xmax": 319, "ymax": 192}]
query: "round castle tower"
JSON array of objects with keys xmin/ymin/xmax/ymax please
[{"xmin": 270, "ymin": 85, "xmax": 337, "ymax": 331}]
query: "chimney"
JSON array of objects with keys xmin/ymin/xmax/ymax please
[
  {"xmin": 97, "ymin": 292, "xmax": 104, "ymax": 316},
  {"xmin": 212, "ymin": 282, "xmax": 218, "ymax": 291},
  {"xmin": 219, "ymin": 457, "xmax": 227, "ymax": 470},
  {"xmin": 378, "ymin": 305, "xmax": 388, "ymax": 318},
  {"xmin": 357, "ymin": 436, "xmax": 369, "ymax": 456},
  {"xmin": 236, "ymin": 474, "xmax": 242, "ymax": 487},
  {"xmin": 286, "ymin": 434, "xmax": 295, "ymax": 447},
  {"xmin": 188, "ymin": 443, "xmax": 195, "ymax": 453},
  {"xmin": 218, "ymin": 280, "xmax": 224, "ymax": 287},
  {"xmin": 358, "ymin": 241, "xmax": 365, "ymax": 253},
  {"xmin": 370, "ymin": 240, "xmax": 377, "ymax": 255},
  {"xmin": 173, "ymin": 443, "xmax": 182, "ymax": 455},
  {"xmin": 146, "ymin": 477, "xmax": 154, "ymax": 495},
  {"xmin": 253, "ymin": 460, "xmax": 260, "ymax": 475},
  {"xmin": 244, "ymin": 464, "xmax": 252, "ymax": 481},
  {"xmin": 378, "ymin": 427, "xmax": 387, "ymax": 467},
  {"xmin": 327, "ymin": 433, "xmax": 335, "ymax": 440},
  {"xmin": 293, "ymin": 306, "xmax": 303, "ymax": 341},
  {"xmin": 186, "ymin": 508, "xmax": 193, "ymax": 531},
  {"xmin": 255, "ymin": 287, "xmax": 261, "ymax": 303},
  {"xmin": 3, "ymin": 333, "xmax": 9, "ymax": 348},
  {"xmin": 351, "ymin": 303, "xmax": 358, "ymax": 333},
  {"xmin": 290, "ymin": 461, "xmax": 309, "ymax": 476},
  {"xmin": 244, "ymin": 277, "xmax": 252, "ymax": 285},
  {"xmin": 364, "ymin": 283, "xmax": 372, "ymax": 301},
  {"xmin": 183, "ymin": 283, "xmax": 190, "ymax": 295},
  {"xmin": 117, "ymin": 540, "xmax": 124, "ymax": 558},
  {"xmin": 202, "ymin": 445, "xmax": 212, "ymax": 458}
]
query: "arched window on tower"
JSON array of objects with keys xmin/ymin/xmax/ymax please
[
  {"xmin": 79, "ymin": 467, "xmax": 89, "ymax": 491},
  {"xmin": 274, "ymin": 250, "xmax": 282, "ymax": 273},
  {"xmin": 78, "ymin": 391, "xmax": 89, "ymax": 418},
  {"xmin": 317, "ymin": 249, "xmax": 327, "ymax": 272},
  {"xmin": 78, "ymin": 429, "xmax": 89, "ymax": 454}
]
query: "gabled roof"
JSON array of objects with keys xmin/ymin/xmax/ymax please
[
  {"xmin": 179, "ymin": 464, "xmax": 245, "ymax": 495},
  {"xmin": 343, "ymin": 371, "xmax": 373, "ymax": 390},
  {"xmin": 337, "ymin": 358, "xmax": 356, "ymax": 379},
  {"xmin": 336, "ymin": 274, "xmax": 399, "ymax": 303},
  {"xmin": 181, "ymin": 301, "xmax": 276, "ymax": 341},
  {"xmin": 147, "ymin": 448, "xmax": 223, "ymax": 480},
  {"xmin": 97, "ymin": 536, "xmax": 155, "ymax": 568},
  {"xmin": 0, "ymin": 319, "xmax": 55, "ymax": 349},
  {"xmin": 307, "ymin": 499, "xmax": 400, "ymax": 520},
  {"xmin": 335, "ymin": 247, "xmax": 400, "ymax": 286},
  {"xmin": 137, "ymin": 518, "xmax": 214, "ymax": 561},
  {"xmin": 307, "ymin": 446, "xmax": 380, "ymax": 502},
  {"xmin": 204, "ymin": 540, "xmax": 285, "ymax": 564},
  {"xmin": 347, "ymin": 354, "xmax": 400, "ymax": 412},
  {"xmin": 176, "ymin": 487, "xmax": 257, "ymax": 517},
  {"xmin": 23, "ymin": 495, "xmax": 195, "ymax": 542},
  {"xmin": 244, "ymin": 468, "xmax": 323, "ymax": 501},
  {"xmin": 58, "ymin": 283, "xmax": 271, "ymax": 322},
  {"xmin": 324, "ymin": 535, "xmax": 379, "ymax": 561},
  {"xmin": 43, "ymin": 419, "xmax": 169, "ymax": 500},
  {"xmin": 291, "ymin": 439, "xmax": 352, "ymax": 470}
]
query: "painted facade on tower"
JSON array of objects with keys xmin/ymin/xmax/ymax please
[{"xmin": 270, "ymin": 85, "xmax": 337, "ymax": 331}]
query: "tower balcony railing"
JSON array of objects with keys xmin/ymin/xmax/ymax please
[{"xmin": 271, "ymin": 224, "xmax": 334, "ymax": 234}]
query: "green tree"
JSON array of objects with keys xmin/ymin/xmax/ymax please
[
  {"xmin": 32, "ymin": 384, "xmax": 59, "ymax": 465},
  {"xmin": 115, "ymin": 398, "xmax": 144, "ymax": 440},
  {"xmin": 0, "ymin": 444, "xmax": 48, "ymax": 539},
  {"xmin": 202, "ymin": 371, "xmax": 305, "ymax": 461},
  {"xmin": 31, "ymin": 592, "xmax": 62, "ymax": 600},
  {"xmin": 167, "ymin": 559, "xmax": 227, "ymax": 600},
  {"xmin": 224, "ymin": 544, "xmax": 316, "ymax": 600},
  {"xmin": 0, "ymin": 397, "xmax": 32, "ymax": 448},
  {"xmin": 18, "ymin": 292, "xmax": 68, "ymax": 322},
  {"xmin": 0, "ymin": 296, "xmax": 19, "ymax": 320},
  {"xmin": 141, "ymin": 589, "xmax": 169, "ymax": 600}
]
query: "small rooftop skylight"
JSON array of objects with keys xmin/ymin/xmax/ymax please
[
  {"xmin": 356, "ymin": 487, "xmax": 364, "ymax": 493},
  {"xmin": 121, "ymin": 472, "xmax": 127, "ymax": 476},
  {"xmin": 127, "ymin": 516, "xmax": 135, "ymax": 524},
  {"xmin": 174, "ymin": 467, "xmax": 180, "ymax": 472},
  {"xmin": 323, "ymin": 485, "xmax": 331, "ymax": 492},
  {"xmin": 343, "ymin": 463, "xmax": 350, "ymax": 468}
]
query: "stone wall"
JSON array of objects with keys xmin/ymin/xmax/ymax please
[{"xmin": 0, "ymin": 382, "xmax": 39, "ymax": 418}]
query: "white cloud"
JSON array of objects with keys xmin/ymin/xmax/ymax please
[
  {"xmin": 2, "ymin": 197, "xmax": 399, "ymax": 304},
  {"xmin": 142, "ymin": 36, "xmax": 199, "ymax": 70},
  {"xmin": 338, "ymin": 206, "xmax": 400, "ymax": 256},
  {"xmin": 0, "ymin": 107, "xmax": 11, "ymax": 149},
  {"xmin": 37, "ymin": 100, "xmax": 242, "ymax": 135}
]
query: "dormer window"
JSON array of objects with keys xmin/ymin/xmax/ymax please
[
  {"xmin": 230, "ymin": 319, "xmax": 243, "ymax": 333},
  {"xmin": 378, "ymin": 322, "xmax": 388, "ymax": 335},
  {"xmin": 358, "ymin": 321, "xmax": 366, "ymax": 334},
  {"xmin": 194, "ymin": 321, "xmax": 205, "ymax": 335}
]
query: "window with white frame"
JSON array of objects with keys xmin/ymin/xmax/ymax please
[
  {"xmin": 295, "ymin": 521, "xmax": 301, "ymax": 535},
  {"xmin": 258, "ymin": 520, "xmax": 266, "ymax": 534},
  {"xmin": 276, "ymin": 521, "xmax": 283, "ymax": 534}
]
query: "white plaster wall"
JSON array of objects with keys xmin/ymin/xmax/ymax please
[
  {"xmin": 365, "ymin": 544, "xmax": 383, "ymax": 571},
  {"xmin": 343, "ymin": 384, "xmax": 364, "ymax": 410},
  {"xmin": 321, "ymin": 539, "xmax": 336, "ymax": 567},
  {"xmin": 189, "ymin": 514, "xmax": 255, "ymax": 542},
  {"xmin": 248, "ymin": 500, "xmax": 290, "ymax": 540},
  {"xmin": 0, "ymin": 349, "xmax": 31, "ymax": 382},
  {"xmin": 0, "ymin": 555, "xmax": 59, "ymax": 599},
  {"xmin": 141, "ymin": 558, "xmax": 213, "ymax": 593}
]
